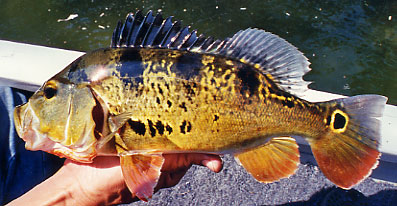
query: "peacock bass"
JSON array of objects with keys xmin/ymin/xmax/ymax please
[{"xmin": 13, "ymin": 11, "xmax": 387, "ymax": 201}]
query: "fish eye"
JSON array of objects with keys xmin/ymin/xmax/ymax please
[{"xmin": 43, "ymin": 84, "xmax": 58, "ymax": 99}]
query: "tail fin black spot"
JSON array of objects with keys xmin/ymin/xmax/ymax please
[{"xmin": 333, "ymin": 112, "xmax": 346, "ymax": 130}]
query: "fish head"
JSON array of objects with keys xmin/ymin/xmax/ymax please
[
  {"xmin": 14, "ymin": 79, "xmax": 98, "ymax": 162},
  {"xmin": 13, "ymin": 51, "xmax": 115, "ymax": 163}
]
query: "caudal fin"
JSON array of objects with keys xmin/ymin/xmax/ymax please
[{"xmin": 310, "ymin": 95, "xmax": 387, "ymax": 189}]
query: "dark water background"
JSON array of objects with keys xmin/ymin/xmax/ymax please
[{"xmin": 0, "ymin": 0, "xmax": 396, "ymax": 104}]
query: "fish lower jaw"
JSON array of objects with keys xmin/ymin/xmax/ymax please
[{"xmin": 22, "ymin": 127, "xmax": 96, "ymax": 163}]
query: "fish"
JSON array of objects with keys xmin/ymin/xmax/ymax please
[{"xmin": 14, "ymin": 10, "xmax": 387, "ymax": 201}]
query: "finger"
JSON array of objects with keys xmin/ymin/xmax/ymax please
[
  {"xmin": 156, "ymin": 169, "xmax": 189, "ymax": 189},
  {"xmin": 162, "ymin": 153, "xmax": 223, "ymax": 173},
  {"xmin": 109, "ymin": 186, "xmax": 137, "ymax": 204},
  {"xmin": 185, "ymin": 154, "xmax": 223, "ymax": 173},
  {"xmin": 202, "ymin": 158, "xmax": 223, "ymax": 173}
]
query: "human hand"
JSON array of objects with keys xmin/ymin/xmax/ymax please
[
  {"xmin": 9, "ymin": 154, "xmax": 222, "ymax": 206},
  {"xmin": 158, "ymin": 153, "xmax": 223, "ymax": 190},
  {"xmin": 35, "ymin": 153, "xmax": 222, "ymax": 205}
]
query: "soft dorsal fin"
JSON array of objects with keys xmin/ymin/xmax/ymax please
[
  {"xmin": 112, "ymin": 11, "xmax": 311, "ymax": 96},
  {"xmin": 111, "ymin": 10, "xmax": 222, "ymax": 51},
  {"xmin": 213, "ymin": 28, "xmax": 312, "ymax": 96}
]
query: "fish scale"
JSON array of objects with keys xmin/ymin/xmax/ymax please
[
  {"xmin": 80, "ymin": 47, "xmax": 327, "ymax": 153},
  {"xmin": 13, "ymin": 10, "xmax": 387, "ymax": 201}
]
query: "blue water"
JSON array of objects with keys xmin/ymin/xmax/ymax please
[{"xmin": 0, "ymin": 0, "xmax": 396, "ymax": 104}]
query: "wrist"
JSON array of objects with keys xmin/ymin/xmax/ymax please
[
  {"xmin": 8, "ymin": 157, "xmax": 135, "ymax": 206},
  {"xmin": 56, "ymin": 160, "xmax": 133, "ymax": 205},
  {"xmin": 7, "ymin": 167, "xmax": 76, "ymax": 206}
]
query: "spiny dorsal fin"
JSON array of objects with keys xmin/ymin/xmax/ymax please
[
  {"xmin": 112, "ymin": 12, "xmax": 311, "ymax": 96},
  {"xmin": 111, "ymin": 10, "xmax": 221, "ymax": 51},
  {"xmin": 213, "ymin": 28, "xmax": 312, "ymax": 96}
]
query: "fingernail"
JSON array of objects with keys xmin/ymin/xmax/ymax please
[{"xmin": 202, "ymin": 160, "xmax": 217, "ymax": 172}]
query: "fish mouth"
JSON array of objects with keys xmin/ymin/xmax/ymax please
[
  {"xmin": 13, "ymin": 103, "xmax": 96, "ymax": 163},
  {"xmin": 14, "ymin": 103, "xmax": 36, "ymax": 145},
  {"xmin": 14, "ymin": 103, "xmax": 26, "ymax": 140}
]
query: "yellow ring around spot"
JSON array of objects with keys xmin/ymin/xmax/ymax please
[{"xmin": 330, "ymin": 109, "xmax": 349, "ymax": 133}]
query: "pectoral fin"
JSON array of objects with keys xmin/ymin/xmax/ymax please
[
  {"xmin": 108, "ymin": 112, "xmax": 134, "ymax": 131},
  {"xmin": 235, "ymin": 136, "xmax": 300, "ymax": 183},
  {"xmin": 120, "ymin": 154, "xmax": 165, "ymax": 201}
]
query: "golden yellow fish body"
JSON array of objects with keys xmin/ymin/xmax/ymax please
[
  {"xmin": 86, "ymin": 48, "xmax": 323, "ymax": 154},
  {"xmin": 14, "ymin": 11, "xmax": 387, "ymax": 201}
]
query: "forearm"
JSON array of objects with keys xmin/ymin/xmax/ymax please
[
  {"xmin": 7, "ymin": 169, "xmax": 78, "ymax": 206},
  {"xmin": 7, "ymin": 154, "xmax": 222, "ymax": 205},
  {"xmin": 8, "ymin": 157, "xmax": 135, "ymax": 206}
]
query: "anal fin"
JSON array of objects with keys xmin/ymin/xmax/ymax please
[
  {"xmin": 120, "ymin": 154, "xmax": 165, "ymax": 201},
  {"xmin": 235, "ymin": 136, "xmax": 300, "ymax": 183}
]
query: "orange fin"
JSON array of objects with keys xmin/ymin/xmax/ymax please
[
  {"xmin": 311, "ymin": 95, "xmax": 386, "ymax": 189},
  {"xmin": 235, "ymin": 136, "xmax": 300, "ymax": 183},
  {"xmin": 310, "ymin": 133, "xmax": 380, "ymax": 189},
  {"xmin": 120, "ymin": 154, "xmax": 165, "ymax": 201}
]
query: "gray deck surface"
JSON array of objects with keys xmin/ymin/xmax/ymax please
[{"xmin": 128, "ymin": 155, "xmax": 397, "ymax": 206}]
